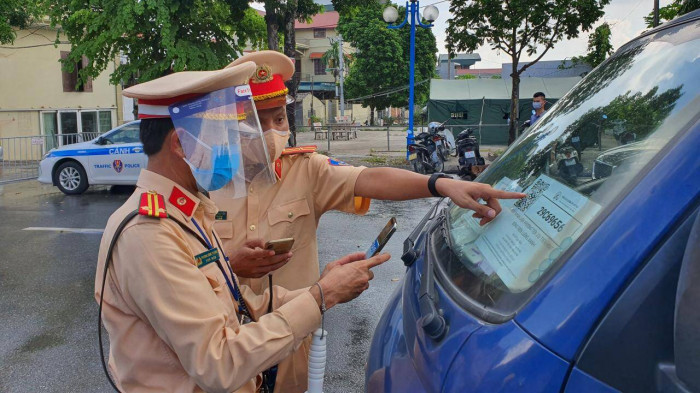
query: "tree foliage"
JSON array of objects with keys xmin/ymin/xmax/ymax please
[
  {"xmin": 456, "ymin": 74, "xmax": 477, "ymax": 80},
  {"xmin": 570, "ymin": 22, "xmax": 613, "ymax": 68},
  {"xmin": 644, "ymin": 0, "xmax": 700, "ymax": 27},
  {"xmin": 321, "ymin": 40, "xmax": 352, "ymax": 76},
  {"xmin": 47, "ymin": 0, "xmax": 267, "ymax": 87},
  {"xmin": 0, "ymin": 0, "xmax": 42, "ymax": 44},
  {"xmin": 446, "ymin": 0, "xmax": 609, "ymax": 144},
  {"xmin": 339, "ymin": 2, "xmax": 437, "ymax": 121}
]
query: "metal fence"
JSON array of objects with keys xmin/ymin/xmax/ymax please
[
  {"xmin": 0, "ymin": 132, "xmax": 101, "ymax": 184},
  {"xmin": 292, "ymin": 124, "xmax": 511, "ymax": 154}
]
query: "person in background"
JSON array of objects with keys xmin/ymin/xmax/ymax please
[{"xmin": 531, "ymin": 91, "xmax": 547, "ymax": 125}]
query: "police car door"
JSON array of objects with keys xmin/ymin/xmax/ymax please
[{"xmin": 88, "ymin": 122, "xmax": 145, "ymax": 184}]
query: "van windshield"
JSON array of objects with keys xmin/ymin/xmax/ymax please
[{"xmin": 441, "ymin": 20, "xmax": 700, "ymax": 315}]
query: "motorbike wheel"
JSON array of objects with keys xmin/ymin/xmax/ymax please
[
  {"xmin": 412, "ymin": 158, "xmax": 425, "ymax": 174},
  {"xmin": 437, "ymin": 145, "xmax": 447, "ymax": 162},
  {"xmin": 432, "ymin": 155, "xmax": 444, "ymax": 173}
]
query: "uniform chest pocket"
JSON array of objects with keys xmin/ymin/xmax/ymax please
[
  {"xmin": 267, "ymin": 197, "xmax": 311, "ymax": 238},
  {"xmin": 199, "ymin": 263, "xmax": 223, "ymax": 293}
]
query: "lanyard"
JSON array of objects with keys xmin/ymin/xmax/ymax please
[{"xmin": 191, "ymin": 218, "xmax": 251, "ymax": 319}]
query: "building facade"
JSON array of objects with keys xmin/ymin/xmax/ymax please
[
  {"xmin": 0, "ymin": 24, "xmax": 121, "ymax": 146},
  {"xmin": 436, "ymin": 53, "xmax": 481, "ymax": 80}
]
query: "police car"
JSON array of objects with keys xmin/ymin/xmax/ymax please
[{"xmin": 38, "ymin": 120, "xmax": 146, "ymax": 195}]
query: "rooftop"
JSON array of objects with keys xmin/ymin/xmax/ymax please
[
  {"xmin": 295, "ymin": 11, "xmax": 340, "ymax": 29},
  {"xmin": 438, "ymin": 53, "xmax": 481, "ymax": 65}
]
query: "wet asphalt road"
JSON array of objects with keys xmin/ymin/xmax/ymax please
[{"xmin": 0, "ymin": 180, "xmax": 436, "ymax": 393}]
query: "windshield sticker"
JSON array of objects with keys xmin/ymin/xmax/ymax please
[{"xmin": 472, "ymin": 174, "xmax": 601, "ymax": 291}]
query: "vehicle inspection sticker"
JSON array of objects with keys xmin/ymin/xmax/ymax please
[{"xmin": 473, "ymin": 174, "xmax": 601, "ymax": 291}]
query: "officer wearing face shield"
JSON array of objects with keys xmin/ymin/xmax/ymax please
[
  {"xmin": 94, "ymin": 62, "xmax": 390, "ymax": 393},
  {"xmin": 210, "ymin": 51, "xmax": 526, "ymax": 393}
]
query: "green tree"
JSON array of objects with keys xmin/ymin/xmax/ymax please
[
  {"xmin": 446, "ymin": 0, "xmax": 609, "ymax": 145},
  {"xmin": 320, "ymin": 40, "xmax": 352, "ymax": 75},
  {"xmin": 569, "ymin": 22, "xmax": 614, "ymax": 68},
  {"xmin": 644, "ymin": 0, "xmax": 700, "ymax": 27},
  {"xmin": 339, "ymin": 2, "xmax": 437, "ymax": 124},
  {"xmin": 280, "ymin": 0, "xmax": 323, "ymax": 146},
  {"xmin": 235, "ymin": 8, "xmax": 270, "ymax": 51},
  {"xmin": 46, "ymin": 0, "xmax": 269, "ymax": 88},
  {"xmin": 0, "ymin": 0, "xmax": 42, "ymax": 44},
  {"xmin": 456, "ymin": 74, "xmax": 477, "ymax": 80},
  {"xmin": 397, "ymin": 15, "xmax": 437, "ymax": 107}
]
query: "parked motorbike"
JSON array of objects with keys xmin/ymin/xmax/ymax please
[
  {"xmin": 427, "ymin": 122, "xmax": 454, "ymax": 161},
  {"xmin": 555, "ymin": 144, "xmax": 584, "ymax": 185},
  {"xmin": 455, "ymin": 128, "xmax": 485, "ymax": 180},
  {"xmin": 408, "ymin": 131, "xmax": 444, "ymax": 174}
]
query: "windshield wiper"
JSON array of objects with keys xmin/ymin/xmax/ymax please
[
  {"xmin": 418, "ymin": 211, "xmax": 447, "ymax": 340},
  {"xmin": 402, "ymin": 197, "xmax": 445, "ymax": 266}
]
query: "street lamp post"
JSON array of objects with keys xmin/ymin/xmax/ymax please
[{"xmin": 383, "ymin": 1, "xmax": 439, "ymax": 159}]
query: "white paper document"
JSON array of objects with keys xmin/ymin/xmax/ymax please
[{"xmin": 472, "ymin": 174, "xmax": 601, "ymax": 291}]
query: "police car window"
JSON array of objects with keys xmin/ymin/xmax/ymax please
[
  {"xmin": 104, "ymin": 124, "xmax": 140, "ymax": 144},
  {"xmin": 438, "ymin": 21, "xmax": 700, "ymax": 315}
]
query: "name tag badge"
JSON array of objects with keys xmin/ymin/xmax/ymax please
[
  {"xmin": 215, "ymin": 211, "xmax": 228, "ymax": 220},
  {"xmin": 195, "ymin": 249, "xmax": 220, "ymax": 268}
]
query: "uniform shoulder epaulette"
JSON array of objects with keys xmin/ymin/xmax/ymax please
[
  {"xmin": 281, "ymin": 145, "xmax": 317, "ymax": 156},
  {"xmin": 139, "ymin": 191, "xmax": 168, "ymax": 218}
]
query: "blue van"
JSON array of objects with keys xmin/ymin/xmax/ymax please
[{"xmin": 366, "ymin": 12, "xmax": 700, "ymax": 393}]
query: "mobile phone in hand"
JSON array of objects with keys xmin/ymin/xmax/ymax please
[
  {"xmin": 265, "ymin": 238, "xmax": 295, "ymax": 255},
  {"xmin": 366, "ymin": 217, "xmax": 397, "ymax": 259}
]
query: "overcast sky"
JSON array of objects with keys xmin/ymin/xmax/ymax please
[
  {"xmin": 252, "ymin": 0, "xmax": 673, "ymax": 69},
  {"xmin": 427, "ymin": 0, "xmax": 674, "ymax": 68}
]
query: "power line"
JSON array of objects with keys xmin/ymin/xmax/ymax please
[
  {"xmin": 419, "ymin": 0, "xmax": 450, "ymax": 9},
  {"xmin": 0, "ymin": 41, "xmax": 69, "ymax": 49},
  {"xmin": 346, "ymin": 79, "xmax": 430, "ymax": 102}
]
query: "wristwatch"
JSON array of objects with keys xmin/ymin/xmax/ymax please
[{"xmin": 428, "ymin": 173, "xmax": 450, "ymax": 198}]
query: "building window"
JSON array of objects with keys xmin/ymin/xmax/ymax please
[
  {"xmin": 60, "ymin": 51, "xmax": 93, "ymax": 92},
  {"xmin": 313, "ymin": 59, "xmax": 325, "ymax": 75},
  {"xmin": 313, "ymin": 29, "xmax": 326, "ymax": 38}
]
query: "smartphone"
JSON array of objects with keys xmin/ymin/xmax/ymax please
[
  {"xmin": 365, "ymin": 217, "xmax": 397, "ymax": 259},
  {"xmin": 265, "ymin": 238, "xmax": 295, "ymax": 255}
]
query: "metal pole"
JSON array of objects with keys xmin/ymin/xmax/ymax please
[
  {"xmin": 310, "ymin": 74, "xmax": 314, "ymax": 119},
  {"xmin": 406, "ymin": 1, "xmax": 416, "ymax": 160},
  {"xmin": 338, "ymin": 35, "xmax": 345, "ymax": 117},
  {"xmin": 479, "ymin": 96, "xmax": 485, "ymax": 141},
  {"xmin": 387, "ymin": 127, "xmax": 390, "ymax": 151}
]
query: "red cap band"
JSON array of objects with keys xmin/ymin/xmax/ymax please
[{"xmin": 249, "ymin": 74, "xmax": 288, "ymax": 102}]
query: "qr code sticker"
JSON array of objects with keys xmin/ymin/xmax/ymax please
[{"xmin": 514, "ymin": 178, "xmax": 550, "ymax": 212}]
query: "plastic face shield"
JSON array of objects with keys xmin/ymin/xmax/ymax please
[{"xmin": 169, "ymin": 85, "xmax": 276, "ymax": 198}]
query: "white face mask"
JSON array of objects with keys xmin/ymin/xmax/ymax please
[{"xmin": 264, "ymin": 129, "xmax": 289, "ymax": 161}]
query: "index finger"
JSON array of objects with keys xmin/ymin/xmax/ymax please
[
  {"xmin": 335, "ymin": 252, "xmax": 368, "ymax": 266},
  {"xmin": 484, "ymin": 188, "xmax": 527, "ymax": 200},
  {"xmin": 360, "ymin": 253, "xmax": 391, "ymax": 269}
]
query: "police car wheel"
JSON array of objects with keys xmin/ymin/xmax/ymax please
[{"xmin": 55, "ymin": 161, "xmax": 88, "ymax": 195}]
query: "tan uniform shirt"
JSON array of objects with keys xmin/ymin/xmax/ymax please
[
  {"xmin": 95, "ymin": 170, "xmax": 321, "ymax": 393},
  {"xmin": 213, "ymin": 152, "xmax": 369, "ymax": 293}
]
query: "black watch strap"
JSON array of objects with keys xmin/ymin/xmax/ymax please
[{"xmin": 428, "ymin": 173, "xmax": 450, "ymax": 198}]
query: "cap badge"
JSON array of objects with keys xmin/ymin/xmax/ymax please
[{"xmin": 253, "ymin": 65, "xmax": 273, "ymax": 84}]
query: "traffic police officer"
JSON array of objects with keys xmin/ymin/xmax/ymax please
[
  {"xmin": 211, "ymin": 51, "xmax": 526, "ymax": 392},
  {"xmin": 95, "ymin": 61, "xmax": 389, "ymax": 393}
]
